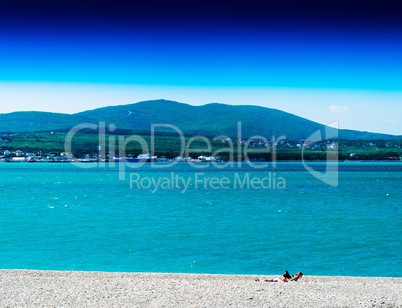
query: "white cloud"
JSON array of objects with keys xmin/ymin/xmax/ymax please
[{"xmin": 329, "ymin": 105, "xmax": 349, "ymax": 113}]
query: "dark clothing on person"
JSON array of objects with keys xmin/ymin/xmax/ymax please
[{"xmin": 283, "ymin": 271, "xmax": 292, "ymax": 279}]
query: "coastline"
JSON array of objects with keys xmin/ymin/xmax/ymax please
[
  {"xmin": 1, "ymin": 270, "xmax": 400, "ymax": 307},
  {"xmin": 0, "ymin": 159, "xmax": 401, "ymax": 163}
]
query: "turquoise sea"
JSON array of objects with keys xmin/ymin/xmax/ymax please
[{"xmin": 0, "ymin": 162, "xmax": 400, "ymax": 277}]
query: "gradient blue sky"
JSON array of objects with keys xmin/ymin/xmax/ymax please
[{"xmin": 0, "ymin": 0, "xmax": 401, "ymax": 135}]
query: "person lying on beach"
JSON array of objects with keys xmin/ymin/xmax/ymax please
[
  {"xmin": 263, "ymin": 277, "xmax": 288, "ymax": 282},
  {"xmin": 289, "ymin": 272, "xmax": 303, "ymax": 281},
  {"xmin": 255, "ymin": 271, "xmax": 303, "ymax": 282},
  {"xmin": 283, "ymin": 271, "xmax": 292, "ymax": 279}
]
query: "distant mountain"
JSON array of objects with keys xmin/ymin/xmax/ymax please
[
  {"xmin": 0, "ymin": 100, "xmax": 400, "ymax": 140},
  {"xmin": 75, "ymin": 100, "xmax": 327, "ymax": 139},
  {"xmin": 75, "ymin": 100, "xmax": 402, "ymax": 140},
  {"xmin": 0, "ymin": 111, "xmax": 92, "ymax": 133}
]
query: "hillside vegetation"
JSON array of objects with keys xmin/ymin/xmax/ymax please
[{"xmin": 0, "ymin": 100, "xmax": 400, "ymax": 140}]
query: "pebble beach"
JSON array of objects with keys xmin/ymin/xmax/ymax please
[{"xmin": 0, "ymin": 270, "xmax": 400, "ymax": 307}]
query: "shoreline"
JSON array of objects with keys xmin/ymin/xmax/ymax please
[
  {"xmin": 1, "ymin": 270, "xmax": 400, "ymax": 307},
  {"xmin": 1, "ymin": 268, "xmax": 400, "ymax": 278},
  {"xmin": 0, "ymin": 160, "xmax": 401, "ymax": 163}
]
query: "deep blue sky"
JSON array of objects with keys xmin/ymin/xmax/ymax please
[
  {"xmin": 1, "ymin": 0, "xmax": 402, "ymax": 89},
  {"xmin": 0, "ymin": 0, "xmax": 401, "ymax": 134}
]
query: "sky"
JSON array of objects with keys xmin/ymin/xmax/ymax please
[{"xmin": 0, "ymin": 0, "xmax": 401, "ymax": 135}]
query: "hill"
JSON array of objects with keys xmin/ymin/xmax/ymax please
[
  {"xmin": 76, "ymin": 100, "xmax": 327, "ymax": 139},
  {"xmin": 75, "ymin": 100, "xmax": 400, "ymax": 140},
  {"xmin": 0, "ymin": 100, "xmax": 400, "ymax": 140},
  {"xmin": 0, "ymin": 111, "xmax": 92, "ymax": 133}
]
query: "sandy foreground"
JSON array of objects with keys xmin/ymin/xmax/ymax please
[{"xmin": 0, "ymin": 270, "xmax": 400, "ymax": 307}]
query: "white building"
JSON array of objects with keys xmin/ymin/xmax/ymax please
[{"xmin": 198, "ymin": 156, "xmax": 216, "ymax": 161}]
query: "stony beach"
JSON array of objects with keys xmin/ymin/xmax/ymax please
[{"xmin": 0, "ymin": 270, "xmax": 400, "ymax": 307}]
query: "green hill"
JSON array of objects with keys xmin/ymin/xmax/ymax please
[
  {"xmin": 75, "ymin": 100, "xmax": 324, "ymax": 139},
  {"xmin": 0, "ymin": 111, "xmax": 92, "ymax": 133},
  {"xmin": 75, "ymin": 100, "xmax": 400, "ymax": 140},
  {"xmin": 0, "ymin": 100, "xmax": 400, "ymax": 140}
]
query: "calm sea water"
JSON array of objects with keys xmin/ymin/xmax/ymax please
[{"xmin": 0, "ymin": 162, "xmax": 400, "ymax": 277}]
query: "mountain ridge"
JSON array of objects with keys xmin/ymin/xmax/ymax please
[{"xmin": 0, "ymin": 99, "xmax": 400, "ymax": 140}]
